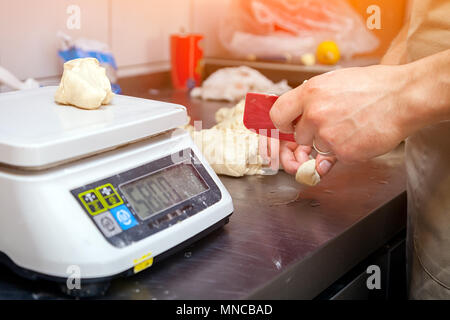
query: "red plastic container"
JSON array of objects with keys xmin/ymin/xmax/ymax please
[{"xmin": 170, "ymin": 33, "xmax": 204, "ymax": 90}]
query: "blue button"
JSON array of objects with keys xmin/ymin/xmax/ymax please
[{"xmin": 110, "ymin": 205, "xmax": 138, "ymax": 230}]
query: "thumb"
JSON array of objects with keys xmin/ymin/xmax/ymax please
[{"xmin": 315, "ymin": 155, "xmax": 337, "ymax": 177}]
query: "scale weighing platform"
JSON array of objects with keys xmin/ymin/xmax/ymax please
[{"xmin": 0, "ymin": 87, "xmax": 233, "ymax": 296}]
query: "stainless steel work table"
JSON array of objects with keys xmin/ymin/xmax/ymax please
[{"xmin": 0, "ymin": 88, "xmax": 407, "ymax": 299}]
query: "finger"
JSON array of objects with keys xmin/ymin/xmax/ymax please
[
  {"xmin": 280, "ymin": 143, "xmax": 313, "ymax": 175},
  {"xmin": 293, "ymin": 145, "xmax": 312, "ymax": 164},
  {"xmin": 280, "ymin": 142, "xmax": 302, "ymax": 175},
  {"xmin": 280, "ymin": 150, "xmax": 301, "ymax": 175},
  {"xmin": 313, "ymin": 136, "xmax": 333, "ymax": 155},
  {"xmin": 280, "ymin": 140, "xmax": 299, "ymax": 152},
  {"xmin": 270, "ymin": 86, "xmax": 304, "ymax": 134},
  {"xmin": 294, "ymin": 115, "xmax": 315, "ymax": 146},
  {"xmin": 315, "ymin": 154, "xmax": 337, "ymax": 177}
]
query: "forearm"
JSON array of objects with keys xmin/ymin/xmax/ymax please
[
  {"xmin": 398, "ymin": 49, "xmax": 450, "ymax": 133},
  {"xmin": 381, "ymin": 22, "xmax": 409, "ymax": 65}
]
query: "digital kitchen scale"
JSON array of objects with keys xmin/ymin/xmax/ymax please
[{"xmin": 0, "ymin": 87, "xmax": 233, "ymax": 296}]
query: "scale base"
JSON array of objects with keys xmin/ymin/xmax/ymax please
[{"xmin": 0, "ymin": 215, "xmax": 231, "ymax": 298}]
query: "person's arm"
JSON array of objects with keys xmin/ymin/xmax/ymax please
[
  {"xmin": 380, "ymin": 18, "xmax": 410, "ymax": 65},
  {"xmin": 271, "ymin": 49, "xmax": 450, "ymax": 171},
  {"xmin": 278, "ymin": 22, "xmax": 412, "ymax": 176},
  {"xmin": 400, "ymin": 49, "xmax": 450, "ymax": 129}
]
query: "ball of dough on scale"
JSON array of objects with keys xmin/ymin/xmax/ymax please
[
  {"xmin": 295, "ymin": 159, "xmax": 321, "ymax": 186},
  {"xmin": 55, "ymin": 58, "xmax": 113, "ymax": 110}
]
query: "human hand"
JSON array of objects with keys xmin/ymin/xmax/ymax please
[
  {"xmin": 279, "ymin": 141, "xmax": 337, "ymax": 177},
  {"xmin": 271, "ymin": 65, "xmax": 411, "ymax": 167}
]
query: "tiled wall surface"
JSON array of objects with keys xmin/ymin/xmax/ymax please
[
  {"xmin": 0, "ymin": 0, "xmax": 200, "ymax": 81},
  {"xmin": 0, "ymin": 0, "xmax": 408, "ymax": 82}
]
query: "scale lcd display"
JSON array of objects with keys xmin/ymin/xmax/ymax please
[{"xmin": 120, "ymin": 163, "xmax": 208, "ymax": 220}]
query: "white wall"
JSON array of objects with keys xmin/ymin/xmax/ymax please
[
  {"xmin": 0, "ymin": 0, "xmax": 109, "ymax": 80},
  {"xmin": 0, "ymin": 0, "xmax": 192, "ymax": 81},
  {"xmin": 110, "ymin": 0, "xmax": 191, "ymax": 77},
  {"xmin": 191, "ymin": 0, "xmax": 230, "ymax": 58}
]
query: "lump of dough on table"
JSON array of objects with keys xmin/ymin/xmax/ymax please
[
  {"xmin": 191, "ymin": 127, "xmax": 264, "ymax": 177},
  {"xmin": 215, "ymin": 100, "xmax": 244, "ymax": 123},
  {"xmin": 295, "ymin": 159, "xmax": 321, "ymax": 186},
  {"xmin": 184, "ymin": 99, "xmax": 271, "ymax": 177},
  {"xmin": 55, "ymin": 58, "xmax": 113, "ymax": 110},
  {"xmin": 214, "ymin": 100, "xmax": 246, "ymax": 130}
]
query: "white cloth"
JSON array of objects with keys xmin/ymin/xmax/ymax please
[{"xmin": 190, "ymin": 66, "xmax": 291, "ymax": 102}]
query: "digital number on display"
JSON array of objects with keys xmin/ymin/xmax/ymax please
[{"xmin": 120, "ymin": 163, "xmax": 208, "ymax": 220}]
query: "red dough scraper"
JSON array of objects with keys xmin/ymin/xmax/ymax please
[{"xmin": 243, "ymin": 92, "xmax": 296, "ymax": 142}]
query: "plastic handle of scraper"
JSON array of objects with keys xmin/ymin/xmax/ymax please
[{"xmin": 243, "ymin": 92, "xmax": 298, "ymax": 142}]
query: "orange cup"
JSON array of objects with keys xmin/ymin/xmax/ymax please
[{"xmin": 170, "ymin": 33, "xmax": 204, "ymax": 90}]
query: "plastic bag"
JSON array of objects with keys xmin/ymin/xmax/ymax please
[
  {"xmin": 0, "ymin": 66, "xmax": 39, "ymax": 92},
  {"xmin": 57, "ymin": 32, "xmax": 121, "ymax": 94},
  {"xmin": 219, "ymin": 0, "xmax": 379, "ymax": 60},
  {"xmin": 191, "ymin": 66, "xmax": 291, "ymax": 101}
]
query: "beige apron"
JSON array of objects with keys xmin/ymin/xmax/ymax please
[{"xmin": 389, "ymin": 0, "xmax": 450, "ymax": 299}]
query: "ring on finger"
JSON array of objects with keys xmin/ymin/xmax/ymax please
[{"xmin": 313, "ymin": 139, "xmax": 334, "ymax": 156}]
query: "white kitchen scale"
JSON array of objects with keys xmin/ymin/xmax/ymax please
[{"xmin": 0, "ymin": 86, "xmax": 233, "ymax": 296}]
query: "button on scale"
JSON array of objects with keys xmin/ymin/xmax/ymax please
[
  {"xmin": 78, "ymin": 190, "xmax": 107, "ymax": 216},
  {"xmin": 93, "ymin": 211, "xmax": 122, "ymax": 238},
  {"xmin": 79, "ymin": 183, "xmax": 195, "ymax": 235},
  {"xmin": 95, "ymin": 183, "xmax": 124, "ymax": 209},
  {"xmin": 110, "ymin": 205, "xmax": 138, "ymax": 230},
  {"xmin": 78, "ymin": 183, "xmax": 139, "ymax": 235}
]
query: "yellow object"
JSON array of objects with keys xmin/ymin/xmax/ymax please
[
  {"xmin": 95, "ymin": 183, "xmax": 124, "ymax": 209},
  {"xmin": 300, "ymin": 53, "xmax": 316, "ymax": 66},
  {"xmin": 316, "ymin": 41, "xmax": 341, "ymax": 65},
  {"xmin": 78, "ymin": 189, "xmax": 107, "ymax": 216},
  {"xmin": 133, "ymin": 252, "xmax": 154, "ymax": 274}
]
